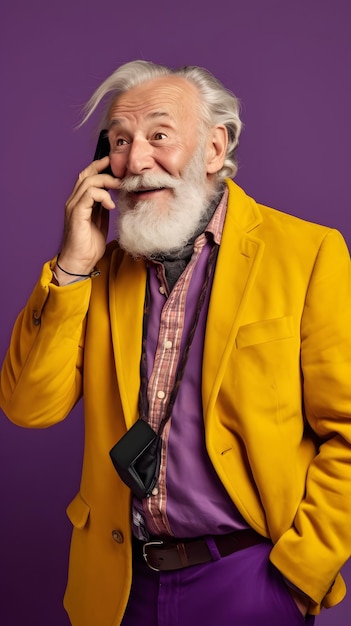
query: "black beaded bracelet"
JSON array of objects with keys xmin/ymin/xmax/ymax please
[{"xmin": 56, "ymin": 256, "xmax": 101, "ymax": 278}]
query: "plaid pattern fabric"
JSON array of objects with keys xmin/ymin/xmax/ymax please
[{"xmin": 140, "ymin": 189, "xmax": 228, "ymax": 535}]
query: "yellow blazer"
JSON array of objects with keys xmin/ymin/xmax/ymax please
[{"xmin": 1, "ymin": 179, "xmax": 351, "ymax": 625}]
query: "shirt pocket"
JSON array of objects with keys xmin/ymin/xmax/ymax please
[{"xmin": 235, "ymin": 316, "xmax": 294, "ymax": 349}]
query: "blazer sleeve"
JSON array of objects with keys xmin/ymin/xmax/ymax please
[
  {"xmin": 270, "ymin": 228, "xmax": 351, "ymax": 609},
  {"xmin": 0, "ymin": 259, "xmax": 91, "ymax": 427}
]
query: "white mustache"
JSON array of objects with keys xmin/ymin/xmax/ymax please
[{"xmin": 119, "ymin": 172, "xmax": 181, "ymax": 193}]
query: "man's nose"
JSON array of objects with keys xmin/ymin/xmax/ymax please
[{"xmin": 127, "ymin": 137, "xmax": 154, "ymax": 175}]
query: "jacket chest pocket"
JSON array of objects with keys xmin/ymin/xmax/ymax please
[{"xmin": 236, "ymin": 316, "xmax": 294, "ymax": 349}]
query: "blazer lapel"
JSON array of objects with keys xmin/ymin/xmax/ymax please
[
  {"xmin": 202, "ymin": 180, "xmax": 265, "ymax": 419},
  {"xmin": 109, "ymin": 249, "xmax": 147, "ymax": 429}
]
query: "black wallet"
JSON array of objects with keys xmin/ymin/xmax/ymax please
[{"xmin": 109, "ymin": 419, "xmax": 162, "ymax": 499}]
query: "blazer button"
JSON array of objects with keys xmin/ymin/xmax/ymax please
[
  {"xmin": 32, "ymin": 311, "xmax": 41, "ymax": 326},
  {"xmin": 112, "ymin": 530, "xmax": 124, "ymax": 544}
]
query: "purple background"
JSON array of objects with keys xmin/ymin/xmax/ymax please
[{"xmin": 1, "ymin": 1, "xmax": 350, "ymax": 624}]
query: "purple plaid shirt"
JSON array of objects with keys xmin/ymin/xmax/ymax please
[{"xmin": 132, "ymin": 189, "xmax": 248, "ymax": 540}]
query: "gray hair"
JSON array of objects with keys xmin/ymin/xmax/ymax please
[{"xmin": 81, "ymin": 60, "xmax": 243, "ymax": 179}]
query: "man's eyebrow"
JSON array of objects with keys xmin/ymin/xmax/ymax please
[
  {"xmin": 107, "ymin": 119, "xmax": 124, "ymax": 130},
  {"xmin": 145, "ymin": 110, "xmax": 173, "ymax": 121},
  {"xmin": 108, "ymin": 111, "xmax": 174, "ymax": 130}
]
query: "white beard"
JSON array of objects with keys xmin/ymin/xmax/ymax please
[{"xmin": 115, "ymin": 144, "xmax": 217, "ymax": 258}]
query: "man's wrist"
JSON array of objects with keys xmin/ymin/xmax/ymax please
[
  {"xmin": 52, "ymin": 267, "xmax": 90, "ymax": 286},
  {"xmin": 283, "ymin": 577, "xmax": 311, "ymax": 616},
  {"xmin": 288, "ymin": 587, "xmax": 310, "ymax": 616},
  {"xmin": 51, "ymin": 254, "xmax": 101, "ymax": 286},
  {"xmin": 283, "ymin": 577, "xmax": 310, "ymax": 600}
]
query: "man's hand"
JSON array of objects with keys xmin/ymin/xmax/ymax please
[
  {"xmin": 288, "ymin": 586, "xmax": 310, "ymax": 618},
  {"xmin": 55, "ymin": 157, "xmax": 121, "ymax": 285}
]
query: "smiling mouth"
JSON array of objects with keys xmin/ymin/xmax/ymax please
[{"xmin": 133, "ymin": 187, "xmax": 166, "ymax": 194}]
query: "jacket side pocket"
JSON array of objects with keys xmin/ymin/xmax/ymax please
[{"xmin": 66, "ymin": 492, "xmax": 90, "ymax": 529}]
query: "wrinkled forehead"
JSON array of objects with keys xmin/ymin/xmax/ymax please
[{"xmin": 108, "ymin": 76, "xmax": 202, "ymax": 123}]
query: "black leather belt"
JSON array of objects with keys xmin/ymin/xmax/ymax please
[{"xmin": 135, "ymin": 529, "xmax": 269, "ymax": 572}]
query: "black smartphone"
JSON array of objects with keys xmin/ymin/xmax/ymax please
[
  {"xmin": 94, "ymin": 129, "xmax": 113, "ymax": 176},
  {"xmin": 91, "ymin": 130, "xmax": 113, "ymax": 227}
]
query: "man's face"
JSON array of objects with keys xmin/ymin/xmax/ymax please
[
  {"xmin": 107, "ymin": 75, "xmax": 206, "ymax": 209},
  {"xmin": 107, "ymin": 76, "xmax": 225, "ymax": 257}
]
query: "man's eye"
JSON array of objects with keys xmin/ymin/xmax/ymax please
[
  {"xmin": 116, "ymin": 138, "xmax": 128, "ymax": 146},
  {"xmin": 154, "ymin": 132, "xmax": 167, "ymax": 140}
]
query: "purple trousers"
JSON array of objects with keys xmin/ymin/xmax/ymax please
[{"xmin": 121, "ymin": 539, "xmax": 316, "ymax": 625}]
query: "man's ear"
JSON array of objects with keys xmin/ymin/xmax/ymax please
[{"xmin": 205, "ymin": 125, "xmax": 228, "ymax": 175}]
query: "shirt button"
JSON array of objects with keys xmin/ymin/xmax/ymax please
[
  {"xmin": 157, "ymin": 390, "xmax": 165, "ymax": 400},
  {"xmin": 164, "ymin": 340, "xmax": 172, "ymax": 349},
  {"xmin": 112, "ymin": 530, "xmax": 124, "ymax": 544},
  {"xmin": 159, "ymin": 286, "xmax": 166, "ymax": 295},
  {"xmin": 151, "ymin": 487, "xmax": 159, "ymax": 496}
]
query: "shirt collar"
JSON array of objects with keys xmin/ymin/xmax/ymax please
[{"xmin": 204, "ymin": 185, "xmax": 228, "ymax": 246}]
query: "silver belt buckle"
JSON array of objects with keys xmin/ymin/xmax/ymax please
[{"xmin": 142, "ymin": 540, "xmax": 164, "ymax": 571}]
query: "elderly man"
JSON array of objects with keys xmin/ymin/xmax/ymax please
[{"xmin": 1, "ymin": 60, "xmax": 351, "ymax": 626}]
